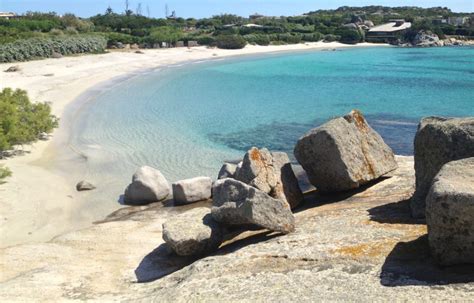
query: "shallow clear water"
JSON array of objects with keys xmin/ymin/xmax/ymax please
[{"xmin": 71, "ymin": 46, "xmax": 474, "ymax": 189}]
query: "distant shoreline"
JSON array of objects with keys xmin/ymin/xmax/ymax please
[{"xmin": 0, "ymin": 41, "xmax": 387, "ymax": 248}]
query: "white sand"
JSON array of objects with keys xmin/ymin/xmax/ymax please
[{"xmin": 0, "ymin": 42, "xmax": 385, "ymax": 247}]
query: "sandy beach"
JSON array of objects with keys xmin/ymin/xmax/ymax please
[{"xmin": 0, "ymin": 41, "xmax": 384, "ymax": 248}]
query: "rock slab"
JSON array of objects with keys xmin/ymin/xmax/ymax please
[
  {"xmin": 172, "ymin": 176, "xmax": 212, "ymax": 205},
  {"xmin": 162, "ymin": 207, "xmax": 224, "ymax": 256},
  {"xmin": 211, "ymin": 178, "xmax": 295, "ymax": 234},
  {"xmin": 235, "ymin": 147, "xmax": 303, "ymax": 209},
  {"xmin": 426, "ymin": 157, "xmax": 474, "ymax": 265},
  {"xmin": 124, "ymin": 166, "xmax": 170, "ymax": 205},
  {"xmin": 411, "ymin": 117, "xmax": 474, "ymax": 218},
  {"xmin": 294, "ymin": 110, "xmax": 398, "ymax": 193}
]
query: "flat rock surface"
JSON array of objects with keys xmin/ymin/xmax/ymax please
[{"xmin": 1, "ymin": 156, "xmax": 473, "ymax": 301}]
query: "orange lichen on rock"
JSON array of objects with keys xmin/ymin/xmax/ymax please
[
  {"xmin": 250, "ymin": 148, "xmax": 262, "ymax": 161},
  {"xmin": 332, "ymin": 240, "xmax": 398, "ymax": 259}
]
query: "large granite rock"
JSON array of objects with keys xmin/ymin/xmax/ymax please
[
  {"xmin": 162, "ymin": 207, "xmax": 224, "ymax": 256},
  {"xmin": 426, "ymin": 158, "xmax": 474, "ymax": 266},
  {"xmin": 211, "ymin": 178, "xmax": 295, "ymax": 234},
  {"xmin": 294, "ymin": 110, "xmax": 398, "ymax": 193},
  {"xmin": 413, "ymin": 31, "xmax": 442, "ymax": 47},
  {"xmin": 235, "ymin": 147, "xmax": 303, "ymax": 209},
  {"xmin": 172, "ymin": 177, "xmax": 212, "ymax": 205},
  {"xmin": 411, "ymin": 117, "xmax": 474, "ymax": 218},
  {"xmin": 124, "ymin": 166, "xmax": 170, "ymax": 205}
]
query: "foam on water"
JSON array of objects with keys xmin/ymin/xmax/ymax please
[{"xmin": 69, "ymin": 46, "xmax": 474, "ymax": 204}]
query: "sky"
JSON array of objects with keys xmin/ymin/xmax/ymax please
[{"xmin": 1, "ymin": 0, "xmax": 473, "ymax": 18}]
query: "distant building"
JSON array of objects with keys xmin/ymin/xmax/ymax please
[
  {"xmin": 0, "ymin": 12, "xmax": 17, "ymax": 19},
  {"xmin": 249, "ymin": 13, "xmax": 264, "ymax": 20},
  {"xmin": 366, "ymin": 19, "xmax": 412, "ymax": 43},
  {"xmin": 242, "ymin": 23, "xmax": 263, "ymax": 28},
  {"xmin": 448, "ymin": 17, "xmax": 469, "ymax": 26},
  {"xmin": 432, "ymin": 18, "xmax": 448, "ymax": 25}
]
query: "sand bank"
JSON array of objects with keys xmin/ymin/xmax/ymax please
[{"xmin": 0, "ymin": 42, "xmax": 386, "ymax": 247}]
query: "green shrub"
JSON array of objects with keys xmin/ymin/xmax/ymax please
[
  {"xmin": 0, "ymin": 88, "xmax": 59, "ymax": 151},
  {"xmin": 216, "ymin": 35, "xmax": 246, "ymax": 49},
  {"xmin": 196, "ymin": 35, "xmax": 216, "ymax": 46},
  {"xmin": 244, "ymin": 34, "xmax": 270, "ymax": 46},
  {"xmin": 277, "ymin": 33, "xmax": 302, "ymax": 44},
  {"xmin": 302, "ymin": 32, "xmax": 323, "ymax": 42},
  {"xmin": 0, "ymin": 165, "xmax": 11, "ymax": 184},
  {"xmin": 103, "ymin": 32, "xmax": 140, "ymax": 45},
  {"xmin": 337, "ymin": 28, "xmax": 363, "ymax": 44},
  {"xmin": 146, "ymin": 26, "xmax": 184, "ymax": 45},
  {"xmin": 323, "ymin": 34, "xmax": 340, "ymax": 42},
  {"xmin": 0, "ymin": 35, "xmax": 107, "ymax": 62}
]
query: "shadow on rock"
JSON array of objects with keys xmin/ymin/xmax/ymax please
[
  {"xmin": 368, "ymin": 199, "xmax": 425, "ymax": 225},
  {"xmin": 294, "ymin": 176, "xmax": 390, "ymax": 214},
  {"xmin": 217, "ymin": 229, "xmax": 283, "ymax": 255},
  {"xmin": 135, "ymin": 243, "xmax": 197, "ymax": 283},
  {"xmin": 380, "ymin": 235, "xmax": 474, "ymax": 286},
  {"xmin": 135, "ymin": 228, "xmax": 282, "ymax": 283}
]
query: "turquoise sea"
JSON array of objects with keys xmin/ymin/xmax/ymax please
[{"xmin": 70, "ymin": 46, "xmax": 474, "ymax": 188}]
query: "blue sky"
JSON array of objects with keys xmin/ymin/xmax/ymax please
[{"xmin": 1, "ymin": 0, "xmax": 473, "ymax": 18}]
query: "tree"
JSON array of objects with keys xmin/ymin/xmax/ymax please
[{"xmin": 105, "ymin": 6, "xmax": 113, "ymax": 15}]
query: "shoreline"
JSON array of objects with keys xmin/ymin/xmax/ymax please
[{"xmin": 0, "ymin": 41, "xmax": 386, "ymax": 248}]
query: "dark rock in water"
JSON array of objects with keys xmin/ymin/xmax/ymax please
[
  {"xmin": 411, "ymin": 116, "xmax": 474, "ymax": 218},
  {"xmin": 234, "ymin": 147, "xmax": 303, "ymax": 209},
  {"xmin": 124, "ymin": 166, "xmax": 170, "ymax": 205},
  {"xmin": 426, "ymin": 157, "xmax": 474, "ymax": 265},
  {"xmin": 76, "ymin": 181, "xmax": 96, "ymax": 191},
  {"xmin": 172, "ymin": 176, "xmax": 212, "ymax": 205},
  {"xmin": 4, "ymin": 65, "xmax": 20, "ymax": 72},
  {"xmin": 211, "ymin": 178, "xmax": 295, "ymax": 234},
  {"xmin": 162, "ymin": 207, "xmax": 224, "ymax": 256},
  {"xmin": 217, "ymin": 163, "xmax": 237, "ymax": 179},
  {"xmin": 294, "ymin": 110, "xmax": 398, "ymax": 193}
]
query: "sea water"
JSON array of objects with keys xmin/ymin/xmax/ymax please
[{"xmin": 69, "ymin": 46, "xmax": 474, "ymax": 199}]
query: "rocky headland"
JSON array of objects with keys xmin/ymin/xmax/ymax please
[{"xmin": 1, "ymin": 110, "xmax": 473, "ymax": 301}]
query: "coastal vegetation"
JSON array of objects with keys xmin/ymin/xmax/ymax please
[
  {"xmin": 0, "ymin": 88, "xmax": 58, "ymax": 152},
  {"xmin": 0, "ymin": 165, "xmax": 11, "ymax": 184},
  {"xmin": 0, "ymin": 6, "xmax": 472, "ymax": 60},
  {"xmin": 0, "ymin": 35, "xmax": 107, "ymax": 62}
]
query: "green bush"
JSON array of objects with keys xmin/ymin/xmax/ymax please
[
  {"xmin": 0, "ymin": 165, "xmax": 11, "ymax": 184},
  {"xmin": 103, "ymin": 32, "xmax": 140, "ymax": 45},
  {"xmin": 196, "ymin": 35, "xmax": 216, "ymax": 46},
  {"xmin": 216, "ymin": 35, "xmax": 246, "ymax": 49},
  {"xmin": 323, "ymin": 34, "xmax": 340, "ymax": 42},
  {"xmin": 0, "ymin": 35, "xmax": 107, "ymax": 62},
  {"xmin": 277, "ymin": 33, "xmax": 302, "ymax": 44},
  {"xmin": 0, "ymin": 88, "xmax": 59, "ymax": 151},
  {"xmin": 146, "ymin": 26, "xmax": 184, "ymax": 45},
  {"xmin": 302, "ymin": 32, "xmax": 323, "ymax": 42},
  {"xmin": 243, "ymin": 34, "xmax": 270, "ymax": 46},
  {"xmin": 337, "ymin": 29, "xmax": 362, "ymax": 44}
]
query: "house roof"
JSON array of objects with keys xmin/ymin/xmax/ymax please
[{"xmin": 368, "ymin": 21, "xmax": 412, "ymax": 33}]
